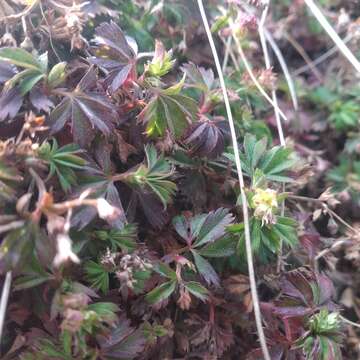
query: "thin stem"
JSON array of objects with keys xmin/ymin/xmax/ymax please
[
  {"xmin": 228, "ymin": 17, "xmax": 288, "ymax": 122},
  {"xmin": 340, "ymin": 314, "xmax": 360, "ymax": 329},
  {"xmin": 293, "ymin": 33, "xmax": 353, "ymax": 76},
  {"xmin": 39, "ymin": 0, "xmax": 62, "ymax": 62},
  {"xmin": 220, "ymin": 36, "xmax": 240, "ymax": 70},
  {"xmin": 258, "ymin": 2, "xmax": 286, "ymax": 272},
  {"xmin": 237, "ymin": 3, "xmax": 299, "ymax": 112},
  {"xmin": 0, "ymin": 0, "xmax": 40, "ymax": 22},
  {"xmin": 49, "ymin": 198, "xmax": 98, "ymax": 214},
  {"xmin": 304, "ymin": 0, "xmax": 360, "ymax": 73},
  {"xmin": 111, "ymin": 173, "xmax": 129, "ymax": 182},
  {"xmin": 197, "ymin": 1, "xmax": 271, "ymax": 359},
  {"xmin": 137, "ymin": 52, "xmax": 155, "ymax": 59},
  {"xmin": 315, "ymin": 238, "xmax": 348, "ymax": 261},
  {"xmin": 326, "ymin": 206, "xmax": 358, "ymax": 235},
  {"xmin": 287, "ymin": 194, "xmax": 358, "ymax": 234},
  {"xmin": 258, "ymin": 4, "xmax": 285, "ymax": 146},
  {"xmin": 264, "ymin": 30, "xmax": 298, "ymax": 111},
  {"xmin": 222, "ymin": 36, "xmax": 232, "ymax": 72},
  {"xmin": 284, "ymin": 32, "xmax": 323, "ymax": 82},
  {"xmin": 0, "ymin": 271, "xmax": 12, "ymax": 344}
]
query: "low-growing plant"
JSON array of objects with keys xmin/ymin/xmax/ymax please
[{"xmin": 0, "ymin": 0, "xmax": 357, "ymax": 359}]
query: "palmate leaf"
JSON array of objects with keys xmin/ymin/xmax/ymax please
[
  {"xmin": 87, "ymin": 302, "xmax": 120, "ymax": 325},
  {"xmin": 194, "ymin": 208, "xmax": 235, "ymax": 247},
  {"xmin": 146, "ymin": 280, "xmax": 177, "ymax": 305},
  {"xmin": 49, "ymin": 67, "xmax": 117, "ymax": 147},
  {"xmin": 0, "ymin": 50, "xmax": 47, "ymax": 121},
  {"xmin": 38, "ymin": 139, "xmax": 86, "ymax": 192},
  {"xmin": 172, "ymin": 208, "xmax": 234, "ymax": 247},
  {"xmin": 98, "ymin": 316, "xmax": 146, "ymax": 360},
  {"xmin": 125, "ymin": 145, "xmax": 177, "ymax": 208},
  {"xmin": 198, "ymin": 235, "xmax": 236, "ymax": 258},
  {"xmin": 154, "ymin": 262, "xmax": 177, "ymax": 280},
  {"xmin": 0, "ymin": 87, "xmax": 23, "ymax": 121},
  {"xmin": 224, "ymin": 134, "xmax": 297, "ymax": 183},
  {"xmin": 236, "ymin": 216, "xmax": 297, "ymax": 262},
  {"xmin": 0, "ymin": 47, "xmax": 44, "ymax": 72},
  {"xmin": 139, "ymin": 77, "xmax": 198, "ymax": 139},
  {"xmin": 84, "ymin": 260, "xmax": 111, "ymax": 293},
  {"xmin": 95, "ymin": 224, "xmax": 138, "ymax": 252},
  {"xmin": 172, "ymin": 208, "xmax": 234, "ymax": 286},
  {"xmin": 0, "ymin": 49, "xmax": 47, "ymax": 96},
  {"xmin": 13, "ymin": 254, "xmax": 54, "ymax": 291},
  {"xmin": 146, "ymin": 40, "xmax": 175, "ymax": 78},
  {"xmin": 191, "ymin": 250, "xmax": 220, "ymax": 287},
  {"xmin": 184, "ymin": 281, "xmax": 209, "ymax": 301},
  {"xmin": 184, "ymin": 119, "xmax": 226, "ymax": 159},
  {"xmin": 90, "ymin": 21, "xmax": 137, "ymax": 93},
  {"xmin": 0, "ymin": 60, "xmax": 16, "ymax": 83},
  {"xmin": 181, "ymin": 62, "xmax": 215, "ymax": 92}
]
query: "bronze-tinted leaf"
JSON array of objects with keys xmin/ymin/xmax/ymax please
[{"xmin": 49, "ymin": 67, "xmax": 117, "ymax": 147}]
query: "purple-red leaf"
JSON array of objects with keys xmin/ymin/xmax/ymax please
[{"xmin": 49, "ymin": 67, "xmax": 117, "ymax": 147}]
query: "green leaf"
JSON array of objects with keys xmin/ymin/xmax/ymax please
[
  {"xmin": 272, "ymin": 217, "xmax": 298, "ymax": 247},
  {"xmin": 38, "ymin": 339, "xmax": 68, "ymax": 359},
  {"xmin": 211, "ymin": 14, "xmax": 230, "ymax": 33},
  {"xmin": 124, "ymin": 145, "xmax": 177, "ymax": 208},
  {"xmin": 161, "ymin": 74, "xmax": 185, "ymax": 96},
  {"xmin": 0, "ymin": 222, "xmax": 36, "ymax": 273},
  {"xmin": 19, "ymin": 72, "xmax": 44, "ymax": 95},
  {"xmin": 147, "ymin": 40, "xmax": 175, "ymax": 78},
  {"xmin": 198, "ymin": 235, "xmax": 236, "ymax": 257},
  {"xmin": 172, "ymin": 213, "xmax": 207, "ymax": 243},
  {"xmin": 14, "ymin": 274, "xmax": 53, "ymax": 291},
  {"xmin": 251, "ymin": 219, "xmax": 262, "ymax": 254},
  {"xmin": 226, "ymin": 135, "xmax": 296, "ymax": 184},
  {"xmin": 47, "ymin": 62, "xmax": 67, "ymax": 88},
  {"xmin": 259, "ymin": 146, "xmax": 293, "ymax": 174},
  {"xmin": 184, "ymin": 281, "xmax": 208, "ymax": 301},
  {"xmin": 87, "ymin": 302, "xmax": 119, "ymax": 323},
  {"xmin": 146, "ymin": 280, "xmax": 176, "ymax": 304},
  {"xmin": 191, "ymin": 250, "xmax": 219, "ymax": 287},
  {"xmin": 84, "ymin": 261, "xmax": 111, "ymax": 293},
  {"xmin": 140, "ymin": 89, "xmax": 197, "ymax": 138},
  {"xmin": 154, "ymin": 263, "xmax": 177, "ymax": 280},
  {"xmin": 194, "ymin": 208, "xmax": 234, "ymax": 247},
  {"xmin": 0, "ymin": 47, "xmax": 43, "ymax": 71},
  {"xmin": 4, "ymin": 68, "xmax": 38, "ymax": 90},
  {"xmin": 95, "ymin": 224, "xmax": 137, "ymax": 252},
  {"xmin": 38, "ymin": 139, "xmax": 86, "ymax": 192},
  {"xmin": 227, "ymin": 223, "xmax": 244, "ymax": 234},
  {"xmin": 61, "ymin": 330, "xmax": 72, "ymax": 357}
]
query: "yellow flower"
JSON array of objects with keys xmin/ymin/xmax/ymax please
[{"xmin": 252, "ymin": 188, "xmax": 278, "ymax": 226}]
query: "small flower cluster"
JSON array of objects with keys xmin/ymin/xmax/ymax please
[
  {"xmin": 251, "ymin": 188, "xmax": 278, "ymax": 226},
  {"xmin": 116, "ymin": 250, "xmax": 153, "ymax": 290}
]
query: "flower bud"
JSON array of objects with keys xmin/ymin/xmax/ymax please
[
  {"xmin": 96, "ymin": 198, "xmax": 121, "ymax": 221},
  {"xmin": 53, "ymin": 233, "xmax": 80, "ymax": 268}
]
